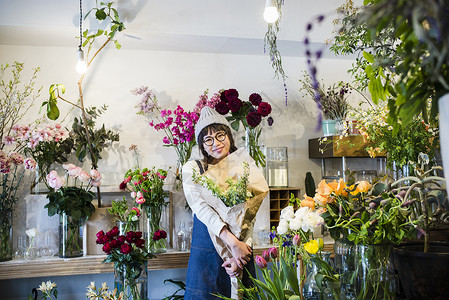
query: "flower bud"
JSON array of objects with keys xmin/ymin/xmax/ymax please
[
  {"xmin": 262, "ymin": 250, "xmax": 271, "ymax": 262},
  {"xmin": 269, "ymin": 247, "xmax": 278, "ymax": 259},
  {"xmin": 255, "ymin": 255, "xmax": 268, "ymax": 269},
  {"xmin": 292, "ymin": 234, "xmax": 301, "ymax": 246}
]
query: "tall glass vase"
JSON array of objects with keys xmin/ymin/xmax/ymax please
[
  {"xmin": 115, "ymin": 220, "xmax": 148, "ymax": 300},
  {"xmin": 59, "ymin": 212, "xmax": 84, "ymax": 258},
  {"xmin": 303, "ymin": 251, "xmax": 340, "ymax": 300},
  {"xmin": 114, "ymin": 261, "xmax": 148, "ymax": 300},
  {"xmin": 0, "ymin": 211, "xmax": 13, "ymax": 262},
  {"xmin": 333, "ymin": 237, "xmax": 357, "ymax": 299},
  {"xmin": 355, "ymin": 244, "xmax": 395, "ymax": 300},
  {"xmin": 144, "ymin": 206, "xmax": 167, "ymax": 253},
  {"xmin": 245, "ymin": 126, "xmax": 266, "ymax": 168}
]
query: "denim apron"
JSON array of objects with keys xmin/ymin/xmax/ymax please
[{"xmin": 184, "ymin": 161, "xmax": 255, "ymax": 300}]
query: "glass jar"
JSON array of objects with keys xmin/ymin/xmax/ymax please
[
  {"xmin": 59, "ymin": 212, "xmax": 84, "ymax": 258},
  {"xmin": 114, "ymin": 261, "xmax": 148, "ymax": 300},
  {"xmin": 266, "ymin": 147, "xmax": 288, "ymax": 187},
  {"xmin": 333, "ymin": 237, "xmax": 357, "ymax": 299}
]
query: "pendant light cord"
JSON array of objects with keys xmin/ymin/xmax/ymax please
[{"xmin": 79, "ymin": 0, "xmax": 83, "ymax": 48}]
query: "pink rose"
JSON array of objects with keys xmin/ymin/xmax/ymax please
[
  {"xmin": 67, "ymin": 166, "xmax": 82, "ymax": 177},
  {"xmin": 78, "ymin": 171, "xmax": 91, "ymax": 183},
  {"xmin": 46, "ymin": 171, "xmax": 64, "ymax": 190},
  {"xmin": 63, "ymin": 163, "xmax": 76, "ymax": 170},
  {"xmin": 90, "ymin": 169, "xmax": 102, "ymax": 181}
]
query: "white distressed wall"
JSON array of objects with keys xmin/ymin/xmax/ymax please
[{"xmin": 0, "ymin": 0, "xmax": 366, "ymax": 298}]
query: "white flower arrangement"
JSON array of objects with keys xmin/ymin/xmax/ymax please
[{"xmin": 277, "ymin": 206, "xmax": 324, "ymax": 235}]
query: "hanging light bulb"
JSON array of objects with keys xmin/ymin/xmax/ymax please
[
  {"xmin": 263, "ymin": 0, "xmax": 279, "ymax": 23},
  {"xmin": 75, "ymin": 0, "xmax": 87, "ymax": 74},
  {"xmin": 76, "ymin": 46, "xmax": 88, "ymax": 74}
]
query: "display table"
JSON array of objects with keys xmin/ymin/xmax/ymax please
[{"xmin": 0, "ymin": 240, "xmax": 335, "ymax": 280}]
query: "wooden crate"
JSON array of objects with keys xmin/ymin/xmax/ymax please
[{"xmin": 269, "ymin": 187, "xmax": 301, "ymax": 230}]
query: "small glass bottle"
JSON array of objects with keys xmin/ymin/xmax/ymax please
[{"xmin": 177, "ymin": 222, "xmax": 187, "ymax": 252}]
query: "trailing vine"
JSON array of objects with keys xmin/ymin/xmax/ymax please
[{"xmin": 264, "ymin": 0, "xmax": 288, "ymax": 105}]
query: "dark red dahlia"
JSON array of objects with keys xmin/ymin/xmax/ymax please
[
  {"xmin": 228, "ymin": 98, "xmax": 243, "ymax": 113},
  {"xmin": 246, "ymin": 111, "xmax": 262, "ymax": 127},
  {"xmin": 249, "ymin": 93, "xmax": 262, "ymax": 106},
  {"xmin": 257, "ymin": 102, "xmax": 272, "ymax": 117},
  {"xmin": 215, "ymin": 101, "xmax": 230, "ymax": 115},
  {"xmin": 267, "ymin": 116, "xmax": 274, "ymax": 126},
  {"xmin": 224, "ymin": 89, "xmax": 239, "ymax": 101}
]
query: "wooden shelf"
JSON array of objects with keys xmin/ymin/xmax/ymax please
[
  {"xmin": 0, "ymin": 247, "xmax": 271, "ymax": 280},
  {"xmin": 308, "ymin": 135, "xmax": 386, "ymax": 159},
  {"xmin": 269, "ymin": 187, "xmax": 301, "ymax": 230}
]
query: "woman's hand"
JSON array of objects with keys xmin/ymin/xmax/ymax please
[
  {"xmin": 221, "ymin": 258, "xmax": 242, "ymax": 277},
  {"xmin": 219, "ymin": 226, "xmax": 252, "ymax": 269}
]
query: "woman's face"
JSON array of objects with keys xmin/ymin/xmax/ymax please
[{"xmin": 202, "ymin": 129, "xmax": 230, "ymax": 164}]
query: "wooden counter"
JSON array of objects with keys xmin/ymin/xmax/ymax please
[
  {"xmin": 0, "ymin": 248, "xmax": 268, "ymax": 280},
  {"xmin": 0, "ymin": 243, "xmax": 334, "ymax": 280}
]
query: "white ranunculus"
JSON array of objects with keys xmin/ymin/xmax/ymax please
[
  {"xmin": 289, "ymin": 217, "xmax": 302, "ymax": 231},
  {"xmin": 295, "ymin": 206, "xmax": 311, "ymax": 220},
  {"xmin": 277, "ymin": 219, "xmax": 289, "ymax": 235},
  {"xmin": 25, "ymin": 228, "xmax": 38, "ymax": 238},
  {"xmin": 302, "ymin": 212, "xmax": 323, "ymax": 232},
  {"xmin": 280, "ymin": 206, "xmax": 295, "ymax": 221}
]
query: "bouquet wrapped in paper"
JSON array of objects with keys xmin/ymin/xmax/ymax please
[{"xmin": 192, "ymin": 148, "xmax": 269, "ymax": 298}]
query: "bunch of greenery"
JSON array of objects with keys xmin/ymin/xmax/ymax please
[
  {"xmin": 350, "ymin": 99, "xmax": 439, "ymax": 170},
  {"xmin": 299, "ymin": 71, "xmax": 352, "ymax": 120},
  {"xmin": 107, "ymin": 198, "xmax": 140, "ymax": 233},
  {"xmin": 71, "ymin": 105, "xmax": 119, "ymax": 169},
  {"xmin": 330, "ymin": 0, "xmax": 449, "ymax": 126},
  {"xmin": 192, "ymin": 161, "xmax": 254, "ymax": 207}
]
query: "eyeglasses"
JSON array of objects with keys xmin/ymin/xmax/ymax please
[{"xmin": 203, "ymin": 131, "xmax": 227, "ymax": 147}]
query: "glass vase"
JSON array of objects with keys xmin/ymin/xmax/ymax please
[
  {"xmin": 354, "ymin": 244, "xmax": 395, "ymax": 300},
  {"xmin": 0, "ymin": 211, "xmax": 13, "ymax": 262},
  {"xmin": 144, "ymin": 206, "xmax": 167, "ymax": 253},
  {"xmin": 303, "ymin": 251, "xmax": 340, "ymax": 300},
  {"xmin": 333, "ymin": 237, "xmax": 357, "ymax": 299},
  {"xmin": 114, "ymin": 261, "xmax": 148, "ymax": 300},
  {"xmin": 59, "ymin": 212, "xmax": 84, "ymax": 258}
]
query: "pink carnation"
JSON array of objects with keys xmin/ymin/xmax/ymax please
[
  {"xmin": 8, "ymin": 152, "xmax": 24, "ymax": 165},
  {"xmin": 24, "ymin": 158, "xmax": 37, "ymax": 171}
]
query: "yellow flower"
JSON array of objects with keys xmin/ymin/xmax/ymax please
[
  {"xmin": 350, "ymin": 181, "xmax": 372, "ymax": 195},
  {"xmin": 304, "ymin": 240, "xmax": 319, "ymax": 254}
]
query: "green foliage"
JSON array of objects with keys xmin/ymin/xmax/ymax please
[
  {"xmin": 264, "ymin": 0, "xmax": 286, "ymax": 81},
  {"xmin": 107, "ymin": 198, "xmax": 139, "ymax": 227},
  {"xmin": 162, "ymin": 279, "xmax": 186, "ymax": 300},
  {"xmin": 330, "ymin": 0, "xmax": 449, "ymax": 126},
  {"xmin": 44, "ymin": 187, "xmax": 95, "ymax": 221},
  {"xmin": 71, "ymin": 105, "xmax": 119, "ymax": 168},
  {"xmin": 192, "ymin": 161, "xmax": 254, "ymax": 207}
]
